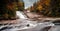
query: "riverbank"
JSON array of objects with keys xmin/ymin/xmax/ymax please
[{"xmin": 24, "ymin": 11, "xmax": 60, "ymax": 22}]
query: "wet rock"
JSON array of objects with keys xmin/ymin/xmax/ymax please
[
  {"xmin": 0, "ymin": 24, "xmax": 3, "ymax": 26},
  {"xmin": 40, "ymin": 26, "xmax": 51, "ymax": 31},
  {"xmin": 27, "ymin": 24, "xmax": 30, "ymax": 27},
  {"xmin": 0, "ymin": 26, "xmax": 12, "ymax": 31}
]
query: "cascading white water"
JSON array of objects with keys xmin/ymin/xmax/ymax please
[
  {"xmin": 0, "ymin": 11, "xmax": 55, "ymax": 31},
  {"xmin": 16, "ymin": 11, "xmax": 28, "ymax": 19}
]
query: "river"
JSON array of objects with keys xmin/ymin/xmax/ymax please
[
  {"xmin": 0, "ymin": 11, "xmax": 55, "ymax": 31},
  {"xmin": 16, "ymin": 11, "xmax": 28, "ymax": 19}
]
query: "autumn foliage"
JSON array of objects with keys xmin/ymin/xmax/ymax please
[
  {"xmin": 30, "ymin": 0, "xmax": 60, "ymax": 17},
  {"xmin": 0, "ymin": 0, "xmax": 24, "ymax": 20}
]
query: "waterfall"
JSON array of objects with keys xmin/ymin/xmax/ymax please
[
  {"xmin": 0, "ymin": 11, "xmax": 55, "ymax": 31},
  {"xmin": 16, "ymin": 11, "xmax": 28, "ymax": 19}
]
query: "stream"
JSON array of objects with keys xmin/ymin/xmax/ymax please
[
  {"xmin": 16, "ymin": 11, "xmax": 28, "ymax": 19},
  {"xmin": 0, "ymin": 11, "xmax": 55, "ymax": 31}
]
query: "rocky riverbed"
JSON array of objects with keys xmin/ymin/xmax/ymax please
[
  {"xmin": 0, "ymin": 19, "xmax": 54, "ymax": 31},
  {"xmin": 0, "ymin": 11, "xmax": 60, "ymax": 31}
]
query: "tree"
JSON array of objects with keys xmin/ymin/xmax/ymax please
[
  {"xmin": 17, "ymin": 0, "xmax": 24, "ymax": 11},
  {"xmin": 32, "ymin": 0, "xmax": 60, "ymax": 17},
  {"xmin": 0, "ymin": 0, "xmax": 18, "ymax": 20}
]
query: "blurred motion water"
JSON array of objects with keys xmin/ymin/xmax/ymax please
[
  {"xmin": 16, "ymin": 11, "xmax": 28, "ymax": 19},
  {"xmin": 0, "ymin": 11, "xmax": 55, "ymax": 31}
]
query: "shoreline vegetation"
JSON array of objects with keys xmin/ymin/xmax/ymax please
[{"xmin": 0, "ymin": 0, "xmax": 24, "ymax": 20}]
